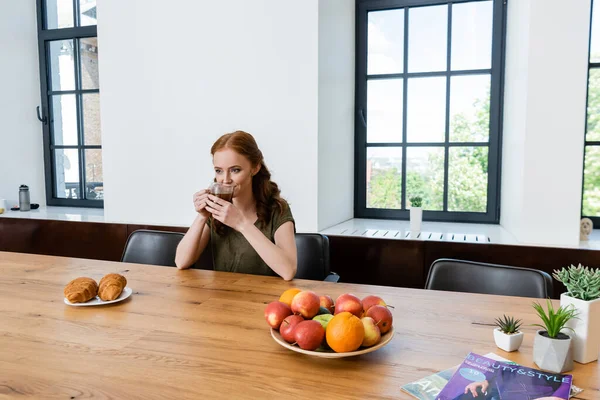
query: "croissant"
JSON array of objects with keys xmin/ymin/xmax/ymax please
[
  {"xmin": 64, "ymin": 277, "xmax": 98, "ymax": 303},
  {"xmin": 98, "ymin": 273, "xmax": 127, "ymax": 301}
]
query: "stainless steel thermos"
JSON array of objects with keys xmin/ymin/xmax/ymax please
[{"xmin": 19, "ymin": 185, "xmax": 31, "ymax": 211}]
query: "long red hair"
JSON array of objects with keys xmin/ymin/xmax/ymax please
[{"xmin": 211, "ymin": 131, "xmax": 287, "ymax": 235}]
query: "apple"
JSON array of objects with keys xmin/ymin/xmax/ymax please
[
  {"xmin": 313, "ymin": 314, "xmax": 334, "ymax": 330},
  {"xmin": 319, "ymin": 295, "xmax": 335, "ymax": 313},
  {"xmin": 361, "ymin": 317, "xmax": 381, "ymax": 347},
  {"xmin": 291, "ymin": 291, "xmax": 321, "ymax": 319},
  {"xmin": 280, "ymin": 314, "xmax": 305, "ymax": 343},
  {"xmin": 362, "ymin": 295, "xmax": 386, "ymax": 314},
  {"xmin": 264, "ymin": 301, "xmax": 292, "ymax": 329},
  {"xmin": 293, "ymin": 320, "xmax": 325, "ymax": 351},
  {"xmin": 366, "ymin": 305, "xmax": 393, "ymax": 334},
  {"xmin": 334, "ymin": 293, "xmax": 363, "ymax": 318}
]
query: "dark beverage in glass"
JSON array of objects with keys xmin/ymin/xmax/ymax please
[{"xmin": 209, "ymin": 182, "xmax": 234, "ymax": 202}]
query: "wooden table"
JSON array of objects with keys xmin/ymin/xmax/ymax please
[{"xmin": 1, "ymin": 251, "xmax": 598, "ymax": 399}]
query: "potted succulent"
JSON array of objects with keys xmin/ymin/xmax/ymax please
[
  {"xmin": 553, "ymin": 264, "xmax": 600, "ymax": 363},
  {"xmin": 493, "ymin": 315, "xmax": 524, "ymax": 352},
  {"xmin": 409, "ymin": 196, "xmax": 423, "ymax": 232},
  {"xmin": 532, "ymin": 299, "xmax": 578, "ymax": 373}
]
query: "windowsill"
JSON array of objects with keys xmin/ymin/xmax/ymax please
[{"xmin": 319, "ymin": 218, "xmax": 600, "ymax": 251}]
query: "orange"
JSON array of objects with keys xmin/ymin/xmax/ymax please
[
  {"xmin": 279, "ymin": 288, "xmax": 302, "ymax": 306},
  {"xmin": 326, "ymin": 311, "xmax": 365, "ymax": 353}
]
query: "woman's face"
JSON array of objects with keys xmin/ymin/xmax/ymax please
[{"xmin": 213, "ymin": 148, "xmax": 257, "ymax": 199}]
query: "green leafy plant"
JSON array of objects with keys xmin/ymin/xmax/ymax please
[
  {"xmin": 409, "ymin": 196, "xmax": 423, "ymax": 208},
  {"xmin": 532, "ymin": 299, "xmax": 579, "ymax": 338},
  {"xmin": 553, "ymin": 264, "xmax": 600, "ymax": 301},
  {"xmin": 494, "ymin": 314, "xmax": 522, "ymax": 334}
]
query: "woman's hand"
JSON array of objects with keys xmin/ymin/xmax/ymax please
[
  {"xmin": 464, "ymin": 380, "xmax": 489, "ymax": 397},
  {"xmin": 206, "ymin": 194, "xmax": 250, "ymax": 231},
  {"xmin": 193, "ymin": 189, "xmax": 211, "ymax": 218}
]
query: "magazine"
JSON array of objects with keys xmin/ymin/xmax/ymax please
[{"xmin": 436, "ymin": 352, "xmax": 572, "ymax": 400}]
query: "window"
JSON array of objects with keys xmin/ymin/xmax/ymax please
[
  {"xmin": 583, "ymin": 0, "xmax": 600, "ymax": 227},
  {"xmin": 355, "ymin": 0, "xmax": 506, "ymax": 222},
  {"xmin": 36, "ymin": 0, "xmax": 102, "ymax": 207}
]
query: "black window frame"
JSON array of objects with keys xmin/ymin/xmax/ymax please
[
  {"xmin": 36, "ymin": 0, "xmax": 102, "ymax": 208},
  {"xmin": 583, "ymin": 0, "xmax": 600, "ymax": 228},
  {"xmin": 354, "ymin": 0, "xmax": 507, "ymax": 223}
]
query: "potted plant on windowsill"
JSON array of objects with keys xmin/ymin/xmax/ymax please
[
  {"xmin": 532, "ymin": 299, "xmax": 578, "ymax": 373},
  {"xmin": 493, "ymin": 315, "xmax": 523, "ymax": 352},
  {"xmin": 553, "ymin": 264, "xmax": 600, "ymax": 364},
  {"xmin": 409, "ymin": 196, "xmax": 423, "ymax": 232}
]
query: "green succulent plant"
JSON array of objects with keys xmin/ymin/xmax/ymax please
[
  {"xmin": 532, "ymin": 299, "xmax": 579, "ymax": 339},
  {"xmin": 494, "ymin": 314, "xmax": 522, "ymax": 334},
  {"xmin": 553, "ymin": 264, "xmax": 600, "ymax": 301},
  {"xmin": 409, "ymin": 196, "xmax": 423, "ymax": 208}
]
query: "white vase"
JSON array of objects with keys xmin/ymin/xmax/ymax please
[
  {"xmin": 493, "ymin": 328, "xmax": 524, "ymax": 352},
  {"xmin": 560, "ymin": 293, "xmax": 600, "ymax": 364},
  {"xmin": 410, "ymin": 207, "xmax": 422, "ymax": 232},
  {"xmin": 533, "ymin": 330, "xmax": 573, "ymax": 373}
]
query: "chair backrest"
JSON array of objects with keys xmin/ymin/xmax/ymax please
[
  {"xmin": 425, "ymin": 258, "xmax": 553, "ymax": 298},
  {"xmin": 121, "ymin": 230, "xmax": 184, "ymax": 267},
  {"xmin": 294, "ymin": 233, "xmax": 330, "ymax": 281}
]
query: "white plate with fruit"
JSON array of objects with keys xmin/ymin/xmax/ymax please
[{"xmin": 265, "ymin": 289, "xmax": 395, "ymax": 358}]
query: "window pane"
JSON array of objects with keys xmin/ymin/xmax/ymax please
[
  {"xmin": 367, "ymin": 147, "xmax": 402, "ymax": 209},
  {"xmin": 367, "ymin": 79, "xmax": 403, "ymax": 143},
  {"xmin": 54, "ymin": 149, "xmax": 80, "ymax": 199},
  {"xmin": 407, "ymin": 77, "xmax": 446, "ymax": 142},
  {"xmin": 368, "ymin": 10, "xmax": 404, "ymax": 75},
  {"xmin": 587, "ymin": 69, "xmax": 600, "ymax": 141},
  {"xmin": 451, "ymin": 1, "xmax": 493, "ymax": 70},
  {"xmin": 51, "ymin": 94, "xmax": 78, "ymax": 146},
  {"xmin": 83, "ymin": 94, "xmax": 101, "ymax": 145},
  {"xmin": 448, "ymin": 147, "xmax": 488, "ymax": 212},
  {"xmin": 48, "ymin": 40, "xmax": 75, "ymax": 91},
  {"xmin": 450, "ymin": 75, "xmax": 490, "ymax": 142},
  {"xmin": 406, "ymin": 147, "xmax": 444, "ymax": 210},
  {"xmin": 583, "ymin": 146, "xmax": 600, "ymax": 216},
  {"xmin": 85, "ymin": 149, "xmax": 103, "ymax": 200},
  {"xmin": 80, "ymin": 0, "xmax": 97, "ymax": 27},
  {"xmin": 80, "ymin": 37, "xmax": 99, "ymax": 89},
  {"xmin": 591, "ymin": 2, "xmax": 600, "ymax": 63},
  {"xmin": 408, "ymin": 5, "xmax": 447, "ymax": 73},
  {"xmin": 45, "ymin": 0, "xmax": 74, "ymax": 29}
]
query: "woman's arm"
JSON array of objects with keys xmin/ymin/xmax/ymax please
[{"xmin": 175, "ymin": 213, "xmax": 211, "ymax": 269}]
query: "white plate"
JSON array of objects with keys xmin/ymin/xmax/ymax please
[
  {"xmin": 270, "ymin": 325, "xmax": 395, "ymax": 358},
  {"xmin": 64, "ymin": 287, "xmax": 133, "ymax": 307}
]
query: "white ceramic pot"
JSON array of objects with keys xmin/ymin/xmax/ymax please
[
  {"xmin": 560, "ymin": 293, "xmax": 600, "ymax": 364},
  {"xmin": 533, "ymin": 330, "xmax": 573, "ymax": 373},
  {"xmin": 493, "ymin": 328, "xmax": 524, "ymax": 352},
  {"xmin": 410, "ymin": 207, "xmax": 422, "ymax": 232}
]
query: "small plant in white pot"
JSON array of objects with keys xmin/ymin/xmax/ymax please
[
  {"xmin": 532, "ymin": 299, "xmax": 578, "ymax": 373},
  {"xmin": 493, "ymin": 314, "xmax": 524, "ymax": 352},
  {"xmin": 409, "ymin": 196, "xmax": 423, "ymax": 232},
  {"xmin": 553, "ymin": 264, "xmax": 600, "ymax": 364}
]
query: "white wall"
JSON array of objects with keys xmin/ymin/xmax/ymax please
[
  {"xmin": 0, "ymin": 1, "xmax": 45, "ymax": 207},
  {"xmin": 99, "ymin": 0, "xmax": 322, "ymax": 229},
  {"xmin": 501, "ymin": 0, "xmax": 590, "ymax": 247},
  {"xmin": 317, "ymin": 0, "xmax": 355, "ymax": 231}
]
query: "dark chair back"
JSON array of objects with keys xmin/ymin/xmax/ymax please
[
  {"xmin": 425, "ymin": 258, "xmax": 553, "ymax": 298},
  {"xmin": 121, "ymin": 230, "xmax": 185, "ymax": 267},
  {"xmin": 295, "ymin": 233, "xmax": 338, "ymax": 281}
]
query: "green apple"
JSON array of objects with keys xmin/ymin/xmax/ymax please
[{"xmin": 313, "ymin": 314, "xmax": 334, "ymax": 330}]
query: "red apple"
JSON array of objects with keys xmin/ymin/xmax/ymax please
[
  {"xmin": 320, "ymin": 295, "xmax": 335, "ymax": 313},
  {"xmin": 361, "ymin": 317, "xmax": 381, "ymax": 347},
  {"xmin": 362, "ymin": 295, "xmax": 386, "ymax": 314},
  {"xmin": 366, "ymin": 305, "xmax": 393, "ymax": 334},
  {"xmin": 280, "ymin": 314, "xmax": 305, "ymax": 343},
  {"xmin": 293, "ymin": 320, "xmax": 325, "ymax": 351},
  {"xmin": 334, "ymin": 293, "xmax": 363, "ymax": 318},
  {"xmin": 264, "ymin": 301, "xmax": 292, "ymax": 329},
  {"xmin": 291, "ymin": 290, "xmax": 321, "ymax": 319}
]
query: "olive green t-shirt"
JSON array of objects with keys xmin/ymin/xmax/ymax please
[{"xmin": 206, "ymin": 201, "xmax": 295, "ymax": 276}]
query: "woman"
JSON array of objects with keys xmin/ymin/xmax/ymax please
[{"xmin": 175, "ymin": 131, "xmax": 297, "ymax": 281}]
